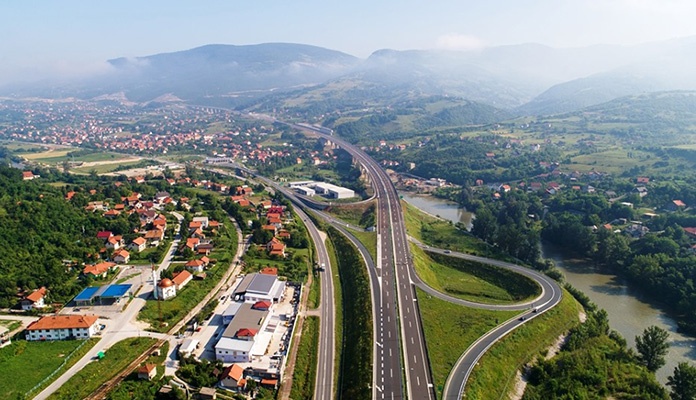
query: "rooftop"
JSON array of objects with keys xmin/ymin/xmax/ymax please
[{"xmin": 27, "ymin": 315, "xmax": 98, "ymax": 331}]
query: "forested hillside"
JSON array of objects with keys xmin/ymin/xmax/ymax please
[{"xmin": 0, "ymin": 167, "xmax": 105, "ymax": 307}]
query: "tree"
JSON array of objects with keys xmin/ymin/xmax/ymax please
[
  {"xmin": 667, "ymin": 362, "xmax": 696, "ymax": 400},
  {"xmin": 636, "ymin": 325, "xmax": 670, "ymax": 372}
]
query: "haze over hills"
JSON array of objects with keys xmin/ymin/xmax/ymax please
[{"xmin": 4, "ymin": 38, "xmax": 696, "ymax": 116}]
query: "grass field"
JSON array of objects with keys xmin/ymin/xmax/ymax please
[
  {"xmin": 464, "ymin": 289, "xmax": 582, "ymax": 400},
  {"xmin": 71, "ymin": 160, "xmax": 144, "ymax": 174},
  {"xmin": 417, "ymin": 288, "xmax": 518, "ymax": 398},
  {"xmin": 307, "ymin": 272, "xmax": 320, "ymax": 309},
  {"xmin": 289, "ymin": 316, "xmax": 320, "ymax": 400},
  {"xmin": 47, "ymin": 337, "xmax": 158, "ymax": 400},
  {"xmin": 0, "ymin": 338, "xmax": 98, "ymax": 399},
  {"xmin": 411, "ymin": 245, "xmax": 539, "ymax": 304}
]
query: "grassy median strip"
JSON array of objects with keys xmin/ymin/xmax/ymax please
[
  {"xmin": 48, "ymin": 337, "xmax": 158, "ymax": 400},
  {"xmin": 325, "ymin": 234, "xmax": 343, "ymax": 397},
  {"xmin": 464, "ymin": 289, "xmax": 582, "ymax": 399},
  {"xmin": 346, "ymin": 227, "xmax": 377, "ymax": 263},
  {"xmin": 0, "ymin": 338, "xmax": 98, "ymax": 399},
  {"xmin": 417, "ymin": 288, "xmax": 518, "ymax": 398},
  {"xmin": 290, "ymin": 316, "xmax": 320, "ymax": 400},
  {"xmin": 307, "ymin": 272, "xmax": 320, "ymax": 309},
  {"xmin": 328, "ymin": 226, "xmax": 372, "ymax": 400}
]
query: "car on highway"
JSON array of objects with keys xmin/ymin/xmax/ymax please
[
  {"xmin": 519, "ymin": 316, "xmax": 526, "ymax": 321},
  {"xmin": 444, "ymin": 250, "xmax": 451, "ymax": 254}
]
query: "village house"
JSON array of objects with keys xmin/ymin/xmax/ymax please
[
  {"xmin": 220, "ymin": 364, "xmax": 247, "ymax": 390},
  {"xmin": 172, "ymin": 270, "xmax": 193, "ymax": 291},
  {"xmin": 82, "ymin": 262, "xmax": 116, "ymax": 279},
  {"xmin": 105, "ymin": 235, "xmax": 123, "ymax": 250},
  {"xmin": 266, "ymin": 237, "xmax": 285, "ymax": 257},
  {"xmin": 21, "ymin": 287, "xmax": 48, "ymax": 311},
  {"xmin": 666, "ymin": 200, "xmax": 687, "ymax": 212},
  {"xmin": 25, "ymin": 315, "xmax": 99, "ymax": 341},
  {"xmin": 113, "ymin": 249, "xmax": 130, "ymax": 264},
  {"xmin": 137, "ymin": 364, "xmax": 157, "ymax": 381},
  {"xmin": 129, "ymin": 237, "xmax": 147, "ymax": 252}
]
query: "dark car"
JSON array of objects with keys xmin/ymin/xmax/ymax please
[{"xmin": 519, "ymin": 316, "xmax": 526, "ymax": 321}]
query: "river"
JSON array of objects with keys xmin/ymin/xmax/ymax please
[{"xmin": 400, "ymin": 192, "xmax": 696, "ymax": 384}]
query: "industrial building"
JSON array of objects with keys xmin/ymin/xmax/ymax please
[{"xmin": 233, "ymin": 273, "xmax": 285, "ymax": 303}]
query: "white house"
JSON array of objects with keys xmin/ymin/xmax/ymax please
[
  {"xmin": 192, "ymin": 216, "xmax": 209, "ymax": 229},
  {"xmin": 25, "ymin": 315, "xmax": 99, "ymax": 341},
  {"xmin": 21, "ymin": 287, "xmax": 48, "ymax": 311},
  {"xmin": 113, "ymin": 249, "xmax": 130, "ymax": 264},
  {"xmin": 129, "ymin": 237, "xmax": 147, "ymax": 252}
]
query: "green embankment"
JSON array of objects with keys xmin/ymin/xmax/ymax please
[
  {"xmin": 48, "ymin": 337, "xmax": 158, "ymax": 400},
  {"xmin": 289, "ymin": 316, "xmax": 320, "ymax": 400},
  {"xmin": 464, "ymin": 289, "xmax": 582, "ymax": 399},
  {"xmin": 327, "ymin": 226, "xmax": 372, "ymax": 400},
  {"xmin": 417, "ymin": 288, "xmax": 518, "ymax": 398},
  {"xmin": 419, "ymin": 248, "xmax": 541, "ymax": 304}
]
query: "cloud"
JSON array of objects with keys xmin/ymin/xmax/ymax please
[{"xmin": 435, "ymin": 33, "xmax": 487, "ymax": 51}]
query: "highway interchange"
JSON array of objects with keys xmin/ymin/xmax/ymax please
[{"xmin": 196, "ymin": 114, "xmax": 565, "ymax": 400}]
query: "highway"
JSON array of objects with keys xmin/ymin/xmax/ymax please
[{"xmin": 294, "ymin": 125, "xmax": 435, "ymax": 400}]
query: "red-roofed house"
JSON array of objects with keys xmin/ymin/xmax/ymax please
[
  {"xmin": 137, "ymin": 363, "xmax": 157, "ymax": 380},
  {"xmin": 667, "ymin": 200, "xmax": 687, "ymax": 211},
  {"xmin": 262, "ymin": 225, "xmax": 277, "ymax": 236},
  {"xmin": 220, "ymin": 364, "xmax": 247, "ymax": 390},
  {"xmin": 22, "ymin": 171, "xmax": 36, "ymax": 180},
  {"xmin": 113, "ymin": 249, "xmax": 130, "ymax": 264},
  {"xmin": 684, "ymin": 227, "xmax": 696, "ymax": 238},
  {"xmin": 266, "ymin": 238, "xmax": 285, "ymax": 257},
  {"xmin": 260, "ymin": 267, "xmax": 278, "ymax": 276},
  {"xmin": 104, "ymin": 209, "xmax": 121, "ymax": 218},
  {"xmin": 96, "ymin": 231, "xmax": 113, "ymax": 240},
  {"xmin": 172, "ymin": 270, "xmax": 192, "ymax": 290},
  {"xmin": 129, "ymin": 237, "xmax": 147, "ymax": 252},
  {"xmin": 105, "ymin": 236, "xmax": 123, "ymax": 250},
  {"xmin": 185, "ymin": 259, "xmax": 206, "ymax": 273},
  {"xmin": 21, "ymin": 287, "xmax": 48, "ymax": 311},
  {"xmin": 83, "ymin": 262, "xmax": 116, "ymax": 279}
]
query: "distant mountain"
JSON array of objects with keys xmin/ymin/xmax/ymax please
[
  {"xmin": 6, "ymin": 38, "xmax": 696, "ymax": 115},
  {"xmin": 0, "ymin": 43, "xmax": 361, "ymax": 104},
  {"xmin": 518, "ymin": 37, "xmax": 696, "ymax": 115}
]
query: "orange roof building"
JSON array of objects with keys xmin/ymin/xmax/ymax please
[{"xmin": 26, "ymin": 315, "xmax": 99, "ymax": 341}]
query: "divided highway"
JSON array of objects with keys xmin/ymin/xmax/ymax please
[{"xmin": 295, "ymin": 125, "xmax": 435, "ymax": 400}]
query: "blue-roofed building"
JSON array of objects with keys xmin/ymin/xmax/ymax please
[{"xmin": 73, "ymin": 284, "xmax": 133, "ymax": 306}]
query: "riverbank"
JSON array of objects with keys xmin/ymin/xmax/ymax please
[{"xmin": 400, "ymin": 193, "xmax": 696, "ymax": 385}]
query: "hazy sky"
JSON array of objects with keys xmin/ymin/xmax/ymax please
[{"xmin": 2, "ymin": 0, "xmax": 696, "ymax": 84}]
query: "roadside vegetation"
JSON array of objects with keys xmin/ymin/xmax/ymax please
[
  {"xmin": 417, "ymin": 288, "xmax": 518, "ymax": 398},
  {"xmin": 327, "ymin": 226, "xmax": 372, "ymax": 400},
  {"xmin": 464, "ymin": 289, "xmax": 582, "ymax": 399},
  {"xmin": 48, "ymin": 337, "xmax": 158, "ymax": 400},
  {"xmin": 106, "ymin": 342, "xmax": 170, "ymax": 400},
  {"xmin": 0, "ymin": 338, "xmax": 98, "ymax": 399},
  {"xmin": 289, "ymin": 316, "xmax": 320, "ymax": 400},
  {"xmin": 522, "ymin": 305, "xmax": 667, "ymax": 399}
]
